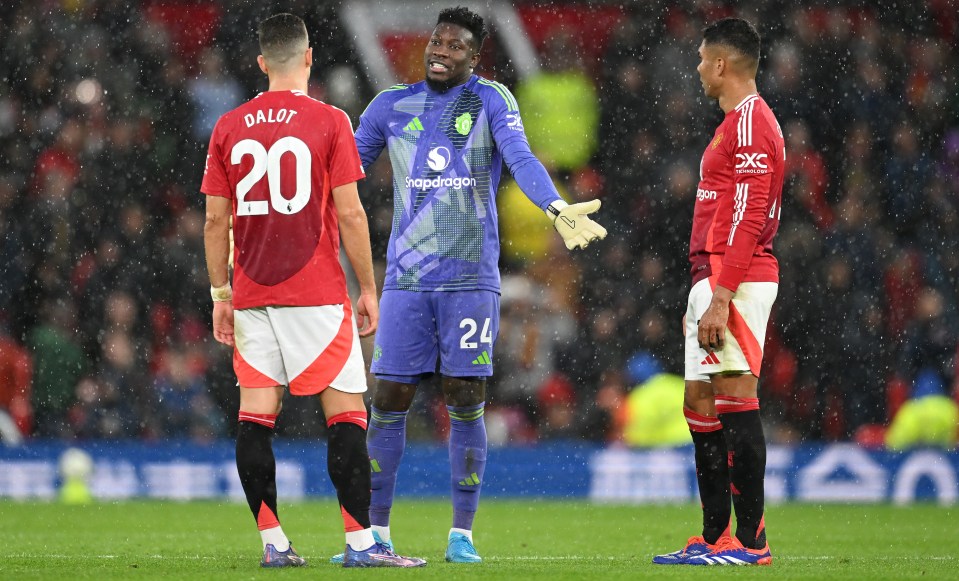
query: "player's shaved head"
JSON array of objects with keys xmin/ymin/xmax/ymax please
[
  {"xmin": 258, "ymin": 13, "xmax": 309, "ymax": 71},
  {"xmin": 702, "ymin": 17, "xmax": 760, "ymax": 76}
]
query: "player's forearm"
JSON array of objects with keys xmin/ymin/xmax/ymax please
[
  {"xmin": 332, "ymin": 182, "xmax": 377, "ymax": 295},
  {"xmin": 339, "ymin": 210, "xmax": 377, "ymax": 295},
  {"xmin": 501, "ymin": 140, "xmax": 562, "ymax": 210},
  {"xmin": 203, "ymin": 205, "xmax": 231, "ymax": 288}
]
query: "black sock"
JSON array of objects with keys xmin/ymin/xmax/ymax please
[
  {"xmin": 718, "ymin": 409, "xmax": 767, "ymax": 549},
  {"xmin": 236, "ymin": 420, "xmax": 279, "ymax": 528},
  {"xmin": 691, "ymin": 429, "xmax": 731, "ymax": 544},
  {"xmin": 328, "ymin": 419, "xmax": 372, "ymax": 531}
]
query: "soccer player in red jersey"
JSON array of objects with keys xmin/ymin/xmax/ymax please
[
  {"xmin": 201, "ymin": 14, "xmax": 424, "ymax": 568},
  {"xmin": 653, "ymin": 18, "xmax": 782, "ymax": 567}
]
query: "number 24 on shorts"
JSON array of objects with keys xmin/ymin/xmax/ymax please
[{"xmin": 459, "ymin": 318, "xmax": 492, "ymax": 349}]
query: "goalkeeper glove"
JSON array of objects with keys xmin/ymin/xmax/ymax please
[{"xmin": 546, "ymin": 199, "xmax": 608, "ymax": 250}]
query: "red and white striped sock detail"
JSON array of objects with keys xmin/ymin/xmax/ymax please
[
  {"xmin": 684, "ymin": 408, "xmax": 723, "ymax": 433},
  {"xmin": 327, "ymin": 410, "xmax": 368, "ymax": 430},
  {"xmin": 714, "ymin": 396, "xmax": 760, "ymax": 415},
  {"xmin": 238, "ymin": 411, "xmax": 278, "ymax": 429}
]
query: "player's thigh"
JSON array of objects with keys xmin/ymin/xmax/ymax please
[
  {"xmin": 371, "ymin": 290, "xmax": 439, "ymax": 376},
  {"xmin": 685, "ymin": 279, "xmax": 777, "ymax": 378},
  {"xmin": 683, "ymin": 280, "xmax": 713, "ymax": 381},
  {"xmin": 435, "ymin": 290, "xmax": 500, "ymax": 378},
  {"xmin": 234, "ymin": 307, "xmax": 289, "ymax": 388},
  {"xmin": 267, "ymin": 304, "xmax": 368, "ymax": 396}
]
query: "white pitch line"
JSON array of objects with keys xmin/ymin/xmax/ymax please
[{"xmin": 486, "ymin": 556, "xmax": 611, "ymax": 561}]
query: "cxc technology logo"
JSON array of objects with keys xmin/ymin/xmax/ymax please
[
  {"xmin": 427, "ymin": 146, "xmax": 451, "ymax": 171},
  {"xmin": 735, "ymin": 152, "xmax": 769, "ymax": 174}
]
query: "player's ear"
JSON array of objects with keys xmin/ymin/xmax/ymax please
[
  {"xmin": 257, "ymin": 54, "xmax": 268, "ymax": 75},
  {"xmin": 305, "ymin": 47, "xmax": 313, "ymax": 69},
  {"xmin": 715, "ymin": 56, "xmax": 726, "ymax": 77}
]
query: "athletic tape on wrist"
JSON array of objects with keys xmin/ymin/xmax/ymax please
[{"xmin": 210, "ymin": 284, "xmax": 233, "ymax": 302}]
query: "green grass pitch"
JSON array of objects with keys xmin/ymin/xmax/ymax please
[{"xmin": 2, "ymin": 500, "xmax": 955, "ymax": 579}]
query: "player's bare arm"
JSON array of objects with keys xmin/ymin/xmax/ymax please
[
  {"xmin": 204, "ymin": 194, "xmax": 234, "ymax": 346},
  {"xmin": 332, "ymin": 181, "xmax": 378, "ymax": 337},
  {"xmin": 698, "ymin": 285, "xmax": 734, "ymax": 352}
]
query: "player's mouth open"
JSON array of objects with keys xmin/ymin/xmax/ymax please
[{"xmin": 429, "ymin": 61, "xmax": 449, "ymax": 73}]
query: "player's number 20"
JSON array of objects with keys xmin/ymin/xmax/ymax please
[
  {"xmin": 232, "ymin": 137, "xmax": 311, "ymax": 216},
  {"xmin": 460, "ymin": 318, "xmax": 492, "ymax": 349}
]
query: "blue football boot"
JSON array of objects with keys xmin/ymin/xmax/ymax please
[
  {"xmin": 342, "ymin": 541, "xmax": 426, "ymax": 568},
  {"xmin": 260, "ymin": 543, "xmax": 307, "ymax": 568},
  {"xmin": 445, "ymin": 532, "xmax": 482, "ymax": 563},
  {"xmin": 330, "ymin": 531, "xmax": 391, "ymax": 564}
]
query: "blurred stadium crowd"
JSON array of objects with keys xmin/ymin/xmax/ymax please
[{"xmin": 0, "ymin": 0, "xmax": 956, "ymax": 446}]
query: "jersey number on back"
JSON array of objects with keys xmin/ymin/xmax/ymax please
[{"xmin": 232, "ymin": 136, "xmax": 311, "ymax": 216}]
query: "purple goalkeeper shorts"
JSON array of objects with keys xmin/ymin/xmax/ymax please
[{"xmin": 371, "ymin": 290, "xmax": 500, "ymax": 380}]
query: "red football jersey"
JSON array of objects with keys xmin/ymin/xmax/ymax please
[
  {"xmin": 689, "ymin": 94, "xmax": 784, "ymax": 291},
  {"xmin": 201, "ymin": 90, "xmax": 365, "ymax": 309}
]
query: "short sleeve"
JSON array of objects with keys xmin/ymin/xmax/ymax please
[
  {"xmin": 328, "ymin": 108, "xmax": 366, "ymax": 189},
  {"xmin": 200, "ymin": 120, "xmax": 232, "ymax": 199}
]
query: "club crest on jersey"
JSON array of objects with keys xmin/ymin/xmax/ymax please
[
  {"xmin": 455, "ymin": 112, "xmax": 473, "ymax": 136},
  {"xmin": 427, "ymin": 146, "xmax": 452, "ymax": 171},
  {"xmin": 711, "ymin": 133, "xmax": 724, "ymax": 149}
]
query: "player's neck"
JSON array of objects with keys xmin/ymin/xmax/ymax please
[
  {"xmin": 718, "ymin": 80, "xmax": 758, "ymax": 114},
  {"xmin": 267, "ymin": 74, "xmax": 309, "ymax": 94}
]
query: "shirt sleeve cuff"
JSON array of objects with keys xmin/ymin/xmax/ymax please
[
  {"xmin": 544, "ymin": 198, "xmax": 567, "ymax": 218},
  {"xmin": 716, "ymin": 264, "xmax": 747, "ymax": 292}
]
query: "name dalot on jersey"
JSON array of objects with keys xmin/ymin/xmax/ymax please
[{"xmin": 244, "ymin": 108, "xmax": 299, "ymax": 127}]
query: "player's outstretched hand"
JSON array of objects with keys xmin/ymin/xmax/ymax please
[
  {"xmin": 212, "ymin": 300, "xmax": 235, "ymax": 346},
  {"xmin": 550, "ymin": 199, "xmax": 608, "ymax": 250},
  {"xmin": 355, "ymin": 291, "xmax": 379, "ymax": 337}
]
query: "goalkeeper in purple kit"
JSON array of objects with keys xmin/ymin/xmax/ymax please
[{"xmin": 330, "ymin": 6, "xmax": 607, "ymax": 565}]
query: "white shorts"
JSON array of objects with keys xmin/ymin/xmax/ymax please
[
  {"xmin": 684, "ymin": 278, "xmax": 778, "ymax": 382},
  {"xmin": 233, "ymin": 303, "xmax": 367, "ymax": 396}
]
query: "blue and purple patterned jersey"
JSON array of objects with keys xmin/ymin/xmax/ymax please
[{"xmin": 355, "ymin": 75, "xmax": 561, "ymax": 292}]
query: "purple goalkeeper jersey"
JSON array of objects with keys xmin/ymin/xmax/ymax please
[{"xmin": 354, "ymin": 75, "xmax": 561, "ymax": 292}]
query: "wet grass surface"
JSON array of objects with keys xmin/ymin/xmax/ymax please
[{"xmin": 1, "ymin": 499, "xmax": 954, "ymax": 579}]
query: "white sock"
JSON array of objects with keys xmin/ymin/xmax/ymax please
[
  {"xmin": 450, "ymin": 527, "xmax": 473, "ymax": 542},
  {"xmin": 346, "ymin": 528, "xmax": 376, "ymax": 551},
  {"xmin": 260, "ymin": 525, "xmax": 290, "ymax": 552},
  {"xmin": 372, "ymin": 525, "xmax": 391, "ymax": 543}
]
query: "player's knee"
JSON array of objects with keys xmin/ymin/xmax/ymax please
[
  {"xmin": 711, "ymin": 372, "xmax": 758, "ymax": 398},
  {"xmin": 684, "ymin": 391, "xmax": 716, "ymax": 416},
  {"xmin": 684, "ymin": 380, "xmax": 715, "ymax": 415},
  {"xmin": 239, "ymin": 386, "xmax": 283, "ymax": 415},
  {"xmin": 319, "ymin": 388, "xmax": 365, "ymax": 419},
  {"xmin": 684, "ymin": 399, "xmax": 716, "ymax": 417},
  {"xmin": 372, "ymin": 379, "xmax": 418, "ymax": 411},
  {"xmin": 441, "ymin": 376, "xmax": 485, "ymax": 406}
]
